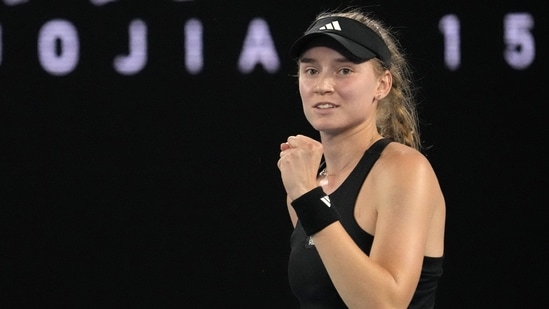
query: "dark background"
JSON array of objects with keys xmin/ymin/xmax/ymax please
[{"xmin": 1, "ymin": 0, "xmax": 546, "ymax": 307}]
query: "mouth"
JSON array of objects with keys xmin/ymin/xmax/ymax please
[{"xmin": 313, "ymin": 102, "xmax": 338, "ymax": 109}]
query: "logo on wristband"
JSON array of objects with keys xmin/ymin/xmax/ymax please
[{"xmin": 320, "ymin": 195, "xmax": 331, "ymax": 207}]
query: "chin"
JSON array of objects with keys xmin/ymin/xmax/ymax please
[{"xmin": 313, "ymin": 125, "xmax": 339, "ymax": 134}]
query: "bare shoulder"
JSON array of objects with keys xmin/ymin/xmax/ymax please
[
  {"xmin": 374, "ymin": 142, "xmax": 435, "ymax": 178},
  {"xmin": 368, "ymin": 141, "xmax": 443, "ymax": 203}
]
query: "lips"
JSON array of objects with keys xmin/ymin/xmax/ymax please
[{"xmin": 314, "ymin": 102, "xmax": 338, "ymax": 109}]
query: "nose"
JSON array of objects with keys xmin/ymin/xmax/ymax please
[{"xmin": 313, "ymin": 74, "xmax": 335, "ymax": 95}]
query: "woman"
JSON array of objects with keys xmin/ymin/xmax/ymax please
[{"xmin": 277, "ymin": 8, "xmax": 445, "ymax": 309}]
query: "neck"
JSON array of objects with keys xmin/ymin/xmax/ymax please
[{"xmin": 320, "ymin": 132, "xmax": 383, "ymax": 177}]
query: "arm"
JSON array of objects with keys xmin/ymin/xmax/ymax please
[
  {"xmin": 312, "ymin": 148, "xmax": 442, "ymax": 309},
  {"xmin": 286, "ymin": 195, "xmax": 298, "ymax": 227},
  {"xmin": 278, "ymin": 135, "xmax": 324, "ymax": 228}
]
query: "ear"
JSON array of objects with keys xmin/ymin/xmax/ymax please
[{"xmin": 376, "ymin": 70, "xmax": 392, "ymax": 99}]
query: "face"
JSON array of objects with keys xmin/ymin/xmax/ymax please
[{"xmin": 298, "ymin": 46, "xmax": 386, "ymax": 135}]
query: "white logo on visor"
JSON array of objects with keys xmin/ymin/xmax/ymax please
[{"xmin": 319, "ymin": 21, "xmax": 341, "ymax": 31}]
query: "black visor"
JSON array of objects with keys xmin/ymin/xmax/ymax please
[{"xmin": 289, "ymin": 16, "xmax": 391, "ymax": 65}]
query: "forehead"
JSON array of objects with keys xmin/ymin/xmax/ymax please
[{"xmin": 299, "ymin": 46, "xmax": 351, "ymax": 62}]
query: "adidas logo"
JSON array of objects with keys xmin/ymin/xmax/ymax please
[
  {"xmin": 320, "ymin": 195, "xmax": 331, "ymax": 207},
  {"xmin": 319, "ymin": 21, "xmax": 341, "ymax": 31}
]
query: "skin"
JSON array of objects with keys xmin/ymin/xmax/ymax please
[{"xmin": 277, "ymin": 47, "xmax": 446, "ymax": 309}]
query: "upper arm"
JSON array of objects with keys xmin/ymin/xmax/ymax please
[{"xmin": 368, "ymin": 149, "xmax": 440, "ymax": 298}]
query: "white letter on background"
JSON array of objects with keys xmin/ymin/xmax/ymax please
[
  {"xmin": 238, "ymin": 18, "xmax": 279, "ymax": 74},
  {"xmin": 185, "ymin": 18, "xmax": 203, "ymax": 74},
  {"xmin": 113, "ymin": 19, "xmax": 148, "ymax": 75},
  {"xmin": 38, "ymin": 19, "xmax": 80, "ymax": 76}
]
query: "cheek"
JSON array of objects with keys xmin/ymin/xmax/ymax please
[
  {"xmin": 298, "ymin": 77, "xmax": 307, "ymax": 89},
  {"xmin": 343, "ymin": 81, "xmax": 375, "ymax": 101},
  {"xmin": 298, "ymin": 80, "xmax": 312, "ymax": 98}
]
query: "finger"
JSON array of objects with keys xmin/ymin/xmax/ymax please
[
  {"xmin": 287, "ymin": 136, "xmax": 298, "ymax": 147},
  {"xmin": 277, "ymin": 156, "xmax": 286, "ymax": 169}
]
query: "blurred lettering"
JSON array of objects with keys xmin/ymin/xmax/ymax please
[
  {"xmin": 238, "ymin": 18, "xmax": 280, "ymax": 74},
  {"xmin": 504, "ymin": 13, "xmax": 535, "ymax": 70},
  {"xmin": 113, "ymin": 19, "xmax": 148, "ymax": 75},
  {"xmin": 38, "ymin": 19, "xmax": 79, "ymax": 76},
  {"xmin": 185, "ymin": 18, "xmax": 203, "ymax": 74}
]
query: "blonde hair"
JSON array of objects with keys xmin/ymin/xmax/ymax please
[{"xmin": 313, "ymin": 8, "xmax": 422, "ymax": 150}]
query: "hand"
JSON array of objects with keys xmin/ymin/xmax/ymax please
[{"xmin": 277, "ymin": 135, "xmax": 323, "ymax": 200}]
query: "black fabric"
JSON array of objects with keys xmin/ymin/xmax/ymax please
[{"xmin": 288, "ymin": 138, "xmax": 443, "ymax": 308}]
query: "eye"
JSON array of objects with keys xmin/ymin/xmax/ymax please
[
  {"xmin": 302, "ymin": 67, "xmax": 318, "ymax": 75},
  {"xmin": 338, "ymin": 67, "xmax": 353, "ymax": 75}
]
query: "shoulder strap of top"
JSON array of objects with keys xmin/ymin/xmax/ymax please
[
  {"xmin": 334, "ymin": 138, "xmax": 392, "ymax": 196},
  {"xmin": 317, "ymin": 138, "xmax": 391, "ymax": 176},
  {"xmin": 352, "ymin": 138, "xmax": 391, "ymax": 178},
  {"xmin": 367, "ymin": 138, "xmax": 391, "ymax": 157}
]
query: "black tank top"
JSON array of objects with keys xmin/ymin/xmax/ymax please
[{"xmin": 288, "ymin": 138, "xmax": 443, "ymax": 309}]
